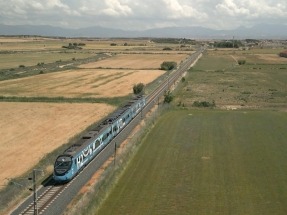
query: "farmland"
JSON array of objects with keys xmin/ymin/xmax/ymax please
[
  {"xmin": 0, "ymin": 102, "xmax": 115, "ymax": 186},
  {"xmin": 91, "ymin": 47, "xmax": 287, "ymax": 215},
  {"xmin": 97, "ymin": 110, "xmax": 287, "ymax": 215},
  {"xmin": 1, "ymin": 36, "xmax": 287, "ymax": 215},
  {"xmin": 0, "ymin": 69, "xmax": 164, "ymax": 98},
  {"xmin": 98, "ymin": 110, "xmax": 287, "ymax": 214},
  {"xmin": 176, "ymin": 48, "xmax": 287, "ymax": 110},
  {"xmin": 79, "ymin": 53, "xmax": 189, "ymax": 69},
  {"xmin": 0, "ymin": 36, "xmax": 189, "ymax": 199}
]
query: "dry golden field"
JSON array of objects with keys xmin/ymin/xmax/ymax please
[
  {"xmin": 0, "ymin": 69, "xmax": 165, "ymax": 98},
  {"xmin": 79, "ymin": 53, "xmax": 189, "ymax": 69},
  {"xmin": 0, "ymin": 102, "xmax": 115, "ymax": 186}
]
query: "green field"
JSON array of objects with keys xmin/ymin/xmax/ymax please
[
  {"xmin": 175, "ymin": 49, "xmax": 287, "ymax": 109},
  {"xmin": 97, "ymin": 110, "xmax": 287, "ymax": 215},
  {"xmin": 0, "ymin": 51, "xmax": 95, "ymax": 69}
]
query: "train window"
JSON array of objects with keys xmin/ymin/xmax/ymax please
[
  {"xmin": 113, "ymin": 126, "xmax": 118, "ymax": 132},
  {"xmin": 110, "ymin": 130, "xmax": 112, "ymax": 135},
  {"xmin": 102, "ymin": 133, "xmax": 109, "ymax": 141},
  {"xmin": 95, "ymin": 140, "xmax": 100, "ymax": 148},
  {"xmin": 123, "ymin": 117, "xmax": 125, "ymax": 123},
  {"xmin": 102, "ymin": 134, "xmax": 106, "ymax": 141}
]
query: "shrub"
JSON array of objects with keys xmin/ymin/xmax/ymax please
[
  {"xmin": 133, "ymin": 83, "xmax": 145, "ymax": 95},
  {"xmin": 192, "ymin": 100, "xmax": 216, "ymax": 108},
  {"xmin": 163, "ymin": 47, "xmax": 172, "ymax": 50},
  {"xmin": 279, "ymin": 51, "xmax": 287, "ymax": 58},
  {"xmin": 160, "ymin": 61, "xmax": 177, "ymax": 71},
  {"xmin": 164, "ymin": 91, "xmax": 173, "ymax": 103},
  {"xmin": 19, "ymin": 65, "xmax": 25, "ymax": 68},
  {"xmin": 238, "ymin": 59, "xmax": 246, "ymax": 65}
]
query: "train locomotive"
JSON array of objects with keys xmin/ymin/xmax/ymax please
[{"xmin": 53, "ymin": 96, "xmax": 146, "ymax": 183}]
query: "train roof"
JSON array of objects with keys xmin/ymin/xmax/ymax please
[{"xmin": 62, "ymin": 96, "xmax": 145, "ymax": 157}]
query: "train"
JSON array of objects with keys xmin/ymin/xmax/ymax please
[{"xmin": 53, "ymin": 95, "xmax": 146, "ymax": 183}]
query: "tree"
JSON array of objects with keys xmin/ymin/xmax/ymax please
[
  {"xmin": 164, "ymin": 91, "xmax": 173, "ymax": 103},
  {"xmin": 160, "ymin": 61, "xmax": 177, "ymax": 71},
  {"xmin": 133, "ymin": 83, "xmax": 145, "ymax": 95}
]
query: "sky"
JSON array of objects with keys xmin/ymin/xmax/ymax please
[{"xmin": 0, "ymin": 0, "xmax": 287, "ymax": 30}]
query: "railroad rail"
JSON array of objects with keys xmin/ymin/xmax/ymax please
[{"xmin": 11, "ymin": 46, "xmax": 205, "ymax": 215}]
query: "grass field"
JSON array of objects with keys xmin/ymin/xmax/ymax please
[
  {"xmin": 175, "ymin": 49, "xmax": 287, "ymax": 109},
  {"xmin": 97, "ymin": 110, "xmax": 287, "ymax": 215},
  {"xmin": 0, "ymin": 51, "xmax": 95, "ymax": 69}
]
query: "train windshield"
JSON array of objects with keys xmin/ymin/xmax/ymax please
[{"xmin": 54, "ymin": 156, "xmax": 72, "ymax": 176}]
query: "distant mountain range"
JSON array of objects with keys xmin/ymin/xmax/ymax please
[{"xmin": 0, "ymin": 24, "xmax": 286, "ymax": 39}]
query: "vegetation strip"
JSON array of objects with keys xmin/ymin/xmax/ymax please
[{"xmin": 0, "ymin": 96, "xmax": 129, "ymax": 106}]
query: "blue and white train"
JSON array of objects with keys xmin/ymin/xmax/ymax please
[{"xmin": 53, "ymin": 96, "xmax": 146, "ymax": 183}]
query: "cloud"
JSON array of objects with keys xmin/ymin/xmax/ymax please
[
  {"xmin": 216, "ymin": 0, "xmax": 250, "ymax": 16},
  {"xmin": 216, "ymin": 0, "xmax": 287, "ymax": 19},
  {"xmin": 0, "ymin": 0, "xmax": 287, "ymax": 30},
  {"xmin": 101, "ymin": 0, "xmax": 133, "ymax": 16},
  {"xmin": 162, "ymin": 0, "xmax": 207, "ymax": 20}
]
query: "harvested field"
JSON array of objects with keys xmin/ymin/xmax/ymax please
[
  {"xmin": 79, "ymin": 54, "xmax": 189, "ymax": 69},
  {"xmin": 255, "ymin": 54, "xmax": 287, "ymax": 64},
  {"xmin": 0, "ymin": 102, "xmax": 115, "ymax": 186},
  {"xmin": 0, "ymin": 69, "xmax": 165, "ymax": 98}
]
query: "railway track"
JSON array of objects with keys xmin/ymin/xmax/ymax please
[{"xmin": 11, "ymin": 46, "xmax": 205, "ymax": 215}]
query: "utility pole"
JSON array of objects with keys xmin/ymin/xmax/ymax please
[
  {"xmin": 33, "ymin": 170, "xmax": 38, "ymax": 215},
  {"xmin": 114, "ymin": 142, "xmax": 117, "ymax": 166},
  {"xmin": 28, "ymin": 169, "xmax": 44, "ymax": 215}
]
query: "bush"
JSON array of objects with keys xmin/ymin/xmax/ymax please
[
  {"xmin": 62, "ymin": 43, "xmax": 83, "ymax": 50},
  {"xmin": 279, "ymin": 51, "xmax": 287, "ymax": 58},
  {"xmin": 133, "ymin": 83, "xmax": 145, "ymax": 95},
  {"xmin": 37, "ymin": 62, "xmax": 44, "ymax": 66},
  {"xmin": 238, "ymin": 59, "xmax": 246, "ymax": 65},
  {"xmin": 160, "ymin": 61, "xmax": 177, "ymax": 71},
  {"xmin": 19, "ymin": 65, "xmax": 25, "ymax": 68},
  {"xmin": 192, "ymin": 100, "xmax": 216, "ymax": 108},
  {"xmin": 163, "ymin": 47, "xmax": 172, "ymax": 50},
  {"xmin": 164, "ymin": 91, "xmax": 173, "ymax": 103}
]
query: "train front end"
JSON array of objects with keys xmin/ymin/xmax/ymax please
[{"xmin": 53, "ymin": 155, "xmax": 74, "ymax": 183}]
